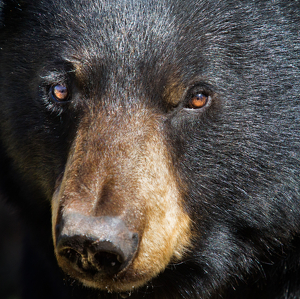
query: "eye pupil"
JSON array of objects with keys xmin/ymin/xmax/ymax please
[
  {"xmin": 51, "ymin": 84, "xmax": 69, "ymax": 102},
  {"xmin": 188, "ymin": 93, "xmax": 208, "ymax": 109}
]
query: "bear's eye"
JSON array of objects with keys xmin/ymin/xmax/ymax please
[
  {"xmin": 187, "ymin": 93, "xmax": 209, "ymax": 109},
  {"xmin": 50, "ymin": 84, "xmax": 69, "ymax": 102}
]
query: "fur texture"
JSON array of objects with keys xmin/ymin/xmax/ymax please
[{"xmin": 0, "ymin": 0, "xmax": 300, "ymax": 298}]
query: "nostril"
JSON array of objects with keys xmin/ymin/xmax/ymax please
[
  {"xmin": 93, "ymin": 251, "xmax": 123, "ymax": 272},
  {"xmin": 59, "ymin": 247, "xmax": 82, "ymax": 265},
  {"xmin": 56, "ymin": 215, "xmax": 139, "ymax": 278},
  {"xmin": 57, "ymin": 238, "xmax": 95, "ymax": 273},
  {"xmin": 57, "ymin": 237, "xmax": 130, "ymax": 276}
]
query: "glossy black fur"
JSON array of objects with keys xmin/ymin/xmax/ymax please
[{"xmin": 1, "ymin": 0, "xmax": 300, "ymax": 298}]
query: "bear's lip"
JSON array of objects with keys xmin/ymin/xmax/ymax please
[{"xmin": 68, "ymin": 266, "xmax": 148, "ymax": 292}]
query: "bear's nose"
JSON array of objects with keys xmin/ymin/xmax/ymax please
[{"xmin": 56, "ymin": 214, "xmax": 139, "ymax": 276}]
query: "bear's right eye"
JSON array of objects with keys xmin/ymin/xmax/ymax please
[
  {"xmin": 182, "ymin": 84, "xmax": 213, "ymax": 112},
  {"xmin": 50, "ymin": 84, "xmax": 70, "ymax": 103}
]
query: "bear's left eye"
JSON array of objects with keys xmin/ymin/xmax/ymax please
[
  {"xmin": 50, "ymin": 84, "xmax": 70, "ymax": 103},
  {"xmin": 187, "ymin": 93, "xmax": 209, "ymax": 109}
]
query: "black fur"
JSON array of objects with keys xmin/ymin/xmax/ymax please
[{"xmin": 1, "ymin": 0, "xmax": 300, "ymax": 298}]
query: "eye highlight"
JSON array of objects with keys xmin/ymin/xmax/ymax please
[
  {"xmin": 50, "ymin": 84, "xmax": 69, "ymax": 102},
  {"xmin": 187, "ymin": 93, "xmax": 208, "ymax": 109}
]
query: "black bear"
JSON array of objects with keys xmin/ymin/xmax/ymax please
[{"xmin": 0, "ymin": 0, "xmax": 300, "ymax": 298}]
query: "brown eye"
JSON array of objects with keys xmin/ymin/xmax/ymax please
[
  {"xmin": 50, "ymin": 84, "xmax": 69, "ymax": 102},
  {"xmin": 187, "ymin": 93, "xmax": 208, "ymax": 109}
]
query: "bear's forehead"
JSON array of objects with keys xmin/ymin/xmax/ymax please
[
  {"xmin": 19, "ymin": 0, "xmax": 221, "ymax": 92},
  {"xmin": 37, "ymin": 0, "xmax": 179, "ymax": 58},
  {"xmin": 31, "ymin": 0, "xmax": 187, "ymax": 89}
]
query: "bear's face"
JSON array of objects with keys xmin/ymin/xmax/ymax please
[
  {"xmin": 1, "ymin": 0, "xmax": 200, "ymax": 292},
  {"xmin": 1, "ymin": 0, "xmax": 300, "ymax": 297}
]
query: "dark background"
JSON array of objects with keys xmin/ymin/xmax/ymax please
[{"xmin": 0, "ymin": 200, "xmax": 22, "ymax": 299}]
